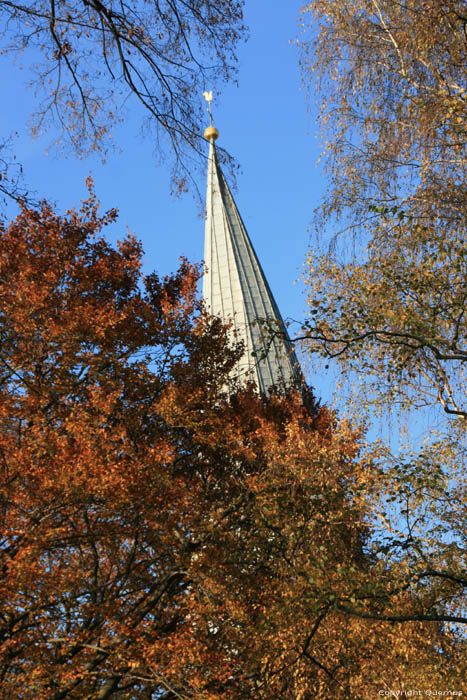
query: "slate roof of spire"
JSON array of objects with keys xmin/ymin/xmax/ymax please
[{"xmin": 202, "ymin": 134, "xmax": 304, "ymax": 394}]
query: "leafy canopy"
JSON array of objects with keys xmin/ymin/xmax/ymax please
[
  {"xmin": 0, "ymin": 190, "xmax": 462, "ymax": 697},
  {"xmin": 298, "ymin": 0, "xmax": 467, "ymax": 642}
]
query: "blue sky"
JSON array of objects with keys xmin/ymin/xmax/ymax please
[{"xmin": 1, "ymin": 1, "xmax": 329, "ymax": 395}]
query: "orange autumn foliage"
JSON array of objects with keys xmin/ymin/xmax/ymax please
[{"xmin": 0, "ymin": 194, "xmax": 463, "ymax": 698}]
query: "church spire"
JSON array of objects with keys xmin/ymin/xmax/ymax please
[{"xmin": 202, "ymin": 113, "xmax": 304, "ymax": 394}]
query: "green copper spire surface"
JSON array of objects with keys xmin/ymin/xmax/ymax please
[{"xmin": 202, "ymin": 135, "xmax": 303, "ymax": 393}]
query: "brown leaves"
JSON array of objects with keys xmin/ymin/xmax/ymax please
[
  {"xmin": 0, "ymin": 0, "xmax": 245, "ymax": 189},
  {"xmin": 1, "ymin": 194, "xmax": 463, "ymax": 697}
]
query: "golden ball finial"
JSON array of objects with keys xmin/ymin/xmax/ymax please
[{"xmin": 204, "ymin": 125, "xmax": 219, "ymax": 142}]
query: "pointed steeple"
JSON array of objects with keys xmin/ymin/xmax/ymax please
[{"xmin": 202, "ymin": 126, "xmax": 304, "ymax": 394}]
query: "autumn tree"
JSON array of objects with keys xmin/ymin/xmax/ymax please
[
  {"xmin": 0, "ymin": 0, "xmax": 245, "ymax": 190},
  {"xmin": 299, "ymin": 0, "xmax": 467, "ymax": 412},
  {"xmin": 297, "ymin": 0, "xmax": 467, "ymax": 630},
  {"xmin": 0, "ymin": 191, "xmax": 463, "ymax": 697},
  {"xmin": 300, "ymin": 0, "xmax": 467, "ymax": 226}
]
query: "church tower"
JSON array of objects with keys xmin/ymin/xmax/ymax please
[{"xmin": 202, "ymin": 119, "xmax": 304, "ymax": 394}]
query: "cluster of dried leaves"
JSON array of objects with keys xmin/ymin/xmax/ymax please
[
  {"xmin": 299, "ymin": 0, "xmax": 467, "ymax": 653},
  {"xmin": 0, "ymin": 192, "xmax": 463, "ymax": 697}
]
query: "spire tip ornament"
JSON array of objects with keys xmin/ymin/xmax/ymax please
[
  {"xmin": 203, "ymin": 90, "xmax": 219, "ymax": 141},
  {"xmin": 204, "ymin": 125, "xmax": 219, "ymax": 141}
]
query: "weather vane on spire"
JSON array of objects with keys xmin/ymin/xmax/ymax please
[
  {"xmin": 203, "ymin": 90, "xmax": 213, "ymax": 125},
  {"xmin": 203, "ymin": 91, "xmax": 219, "ymax": 142}
]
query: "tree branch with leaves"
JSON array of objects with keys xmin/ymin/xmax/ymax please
[{"xmin": 0, "ymin": 0, "xmax": 246, "ymax": 191}]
